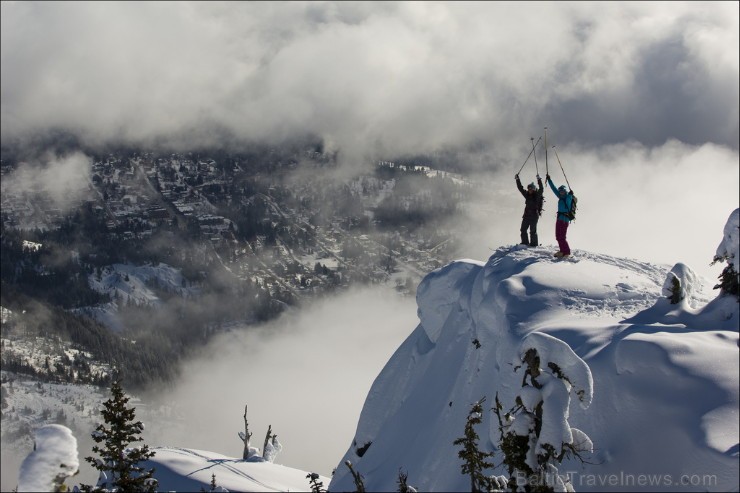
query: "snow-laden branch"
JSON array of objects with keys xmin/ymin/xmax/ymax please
[
  {"xmin": 517, "ymin": 331, "xmax": 593, "ymax": 409},
  {"xmin": 18, "ymin": 424, "xmax": 79, "ymax": 492}
]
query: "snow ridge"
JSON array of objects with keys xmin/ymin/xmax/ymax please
[{"xmin": 330, "ymin": 245, "xmax": 738, "ymax": 492}]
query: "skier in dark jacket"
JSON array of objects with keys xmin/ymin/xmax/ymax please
[{"xmin": 515, "ymin": 174, "xmax": 544, "ymax": 246}]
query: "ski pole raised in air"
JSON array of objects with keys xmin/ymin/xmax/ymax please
[
  {"xmin": 552, "ymin": 146, "xmax": 572, "ymax": 191},
  {"xmin": 517, "ymin": 136, "xmax": 541, "ymax": 175},
  {"xmin": 532, "ymin": 137, "xmax": 540, "ymax": 176},
  {"xmin": 544, "ymin": 127, "xmax": 549, "ymax": 176}
]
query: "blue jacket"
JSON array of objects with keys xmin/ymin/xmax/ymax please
[{"xmin": 547, "ymin": 176, "xmax": 573, "ymax": 223}]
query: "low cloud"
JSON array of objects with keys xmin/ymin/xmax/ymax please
[
  {"xmin": 2, "ymin": 2, "xmax": 737, "ymax": 166},
  {"xmin": 458, "ymin": 139, "xmax": 740, "ymax": 284},
  {"xmin": 1, "ymin": 151, "xmax": 93, "ymax": 214},
  {"xmin": 141, "ymin": 141, "xmax": 739, "ymax": 478},
  {"xmin": 145, "ymin": 286, "xmax": 418, "ymax": 475}
]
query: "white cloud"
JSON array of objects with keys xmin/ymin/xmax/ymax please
[
  {"xmin": 458, "ymin": 139, "xmax": 740, "ymax": 284},
  {"xmin": 146, "ymin": 286, "xmax": 418, "ymax": 475},
  {"xmin": 1, "ymin": 151, "xmax": 92, "ymax": 213},
  {"xmin": 2, "ymin": 2, "xmax": 737, "ymax": 160},
  {"xmin": 143, "ymin": 139, "xmax": 738, "ymax": 478}
]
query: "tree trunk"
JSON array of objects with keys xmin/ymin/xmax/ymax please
[
  {"xmin": 241, "ymin": 404, "xmax": 252, "ymax": 460},
  {"xmin": 263, "ymin": 424, "xmax": 272, "ymax": 459}
]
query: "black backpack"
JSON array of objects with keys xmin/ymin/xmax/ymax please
[
  {"xmin": 563, "ymin": 191, "xmax": 577, "ymax": 221},
  {"xmin": 538, "ymin": 192, "xmax": 545, "ymax": 217}
]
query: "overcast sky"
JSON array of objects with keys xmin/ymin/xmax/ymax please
[
  {"xmin": 1, "ymin": 1, "xmax": 738, "ymax": 482},
  {"xmin": 2, "ymin": 1, "xmax": 738, "ymax": 161}
]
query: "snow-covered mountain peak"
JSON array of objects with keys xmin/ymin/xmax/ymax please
[
  {"xmin": 330, "ymin": 244, "xmax": 738, "ymax": 492},
  {"xmin": 421, "ymin": 246, "xmax": 676, "ymax": 342}
]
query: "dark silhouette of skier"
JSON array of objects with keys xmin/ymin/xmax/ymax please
[{"xmin": 515, "ymin": 174, "xmax": 544, "ymax": 247}]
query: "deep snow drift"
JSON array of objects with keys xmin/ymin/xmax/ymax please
[
  {"xmin": 330, "ymin": 237, "xmax": 738, "ymax": 491},
  {"xmin": 136, "ymin": 447, "xmax": 330, "ymax": 492}
]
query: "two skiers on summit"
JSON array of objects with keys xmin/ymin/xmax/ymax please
[
  {"xmin": 514, "ymin": 174, "xmax": 572, "ymax": 257},
  {"xmin": 514, "ymin": 129, "xmax": 576, "ymax": 258}
]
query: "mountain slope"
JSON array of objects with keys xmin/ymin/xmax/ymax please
[
  {"xmin": 137, "ymin": 447, "xmax": 330, "ymax": 492},
  {"xmin": 330, "ymin": 245, "xmax": 739, "ymax": 492}
]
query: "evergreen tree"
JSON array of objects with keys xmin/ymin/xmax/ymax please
[
  {"xmin": 81, "ymin": 380, "xmax": 157, "ymax": 492},
  {"xmin": 200, "ymin": 473, "xmax": 218, "ymax": 492},
  {"xmin": 453, "ymin": 398, "xmax": 495, "ymax": 492},
  {"xmin": 397, "ymin": 468, "xmax": 417, "ymax": 493},
  {"xmin": 711, "ymin": 209, "xmax": 739, "ymax": 299},
  {"xmin": 667, "ymin": 274, "xmax": 683, "ymax": 304},
  {"xmin": 306, "ymin": 472, "xmax": 326, "ymax": 493},
  {"xmin": 493, "ymin": 343, "xmax": 593, "ymax": 493},
  {"xmin": 345, "ymin": 460, "xmax": 366, "ymax": 493},
  {"xmin": 712, "ymin": 257, "xmax": 739, "ymax": 298}
]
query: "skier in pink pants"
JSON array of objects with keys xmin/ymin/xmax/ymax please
[{"xmin": 546, "ymin": 174, "xmax": 574, "ymax": 258}]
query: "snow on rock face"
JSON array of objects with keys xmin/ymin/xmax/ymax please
[
  {"xmin": 330, "ymin": 246, "xmax": 739, "ymax": 492},
  {"xmin": 18, "ymin": 424, "xmax": 79, "ymax": 493}
]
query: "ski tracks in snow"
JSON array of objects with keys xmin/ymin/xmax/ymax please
[
  {"xmin": 488, "ymin": 245, "xmax": 670, "ymax": 319},
  {"xmin": 166, "ymin": 447, "xmax": 282, "ymax": 492},
  {"xmin": 555, "ymin": 250, "xmax": 667, "ymax": 318}
]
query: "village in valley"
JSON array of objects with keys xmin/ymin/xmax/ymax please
[
  {"xmin": 1, "ymin": 147, "xmax": 469, "ymax": 304},
  {"xmin": 0, "ymin": 144, "xmax": 473, "ymax": 398}
]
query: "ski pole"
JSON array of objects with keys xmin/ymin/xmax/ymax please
[
  {"xmin": 552, "ymin": 146, "xmax": 572, "ymax": 191},
  {"xmin": 544, "ymin": 127, "xmax": 549, "ymax": 176},
  {"xmin": 531, "ymin": 137, "xmax": 539, "ymax": 176},
  {"xmin": 516, "ymin": 136, "xmax": 541, "ymax": 175}
]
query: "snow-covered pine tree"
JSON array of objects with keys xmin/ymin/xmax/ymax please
[
  {"xmin": 81, "ymin": 380, "xmax": 157, "ymax": 492},
  {"xmin": 199, "ymin": 473, "xmax": 219, "ymax": 492},
  {"xmin": 712, "ymin": 208, "xmax": 739, "ymax": 298},
  {"xmin": 666, "ymin": 273, "xmax": 683, "ymax": 304},
  {"xmin": 494, "ymin": 333, "xmax": 594, "ymax": 492},
  {"xmin": 714, "ymin": 262, "xmax": 739, "ymax": 297},
  {"xmin": 712, "ymin": 250, "xmax": 739, "ymax": 298},
  {"xmin": 307, "ymin": 472, "xmax": 326, "ymax": 493},
  {"xmin": 396, "ymin": 468, "xmax": 417, "ymax": 493},
  {"xmin": 17, "ymin": 424, "xmax": 79, "ymax": 492},
  {"xmin": 453, "ymin": 397, "xmax": 495, "ymax": 493}
]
